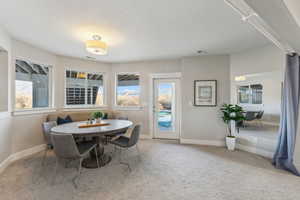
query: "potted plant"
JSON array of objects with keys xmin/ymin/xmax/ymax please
[
  {"xmin": 92, "ymin": 111, "xmax": 103, "ymax": 124},
  {"xmin": 220, "ymin": 104, "xmax": 245, "ymax": 151}
]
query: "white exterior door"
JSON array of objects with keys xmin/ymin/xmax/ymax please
[{"xmin": 153, "ymin": 78, "xmax": 180, "ymax": 139}]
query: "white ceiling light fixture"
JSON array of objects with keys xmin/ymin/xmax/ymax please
[
  {"xmin": 235, "ymin": 76, "xmax": 246, "ymax": 81},
  {"xmin": 86, "ymin": 35, "xmax": 107, "ymax": 55}
]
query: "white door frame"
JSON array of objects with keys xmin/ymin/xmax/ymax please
[{"xmin": 149, "ymin": 72, "xmax": 182, "ymax": 139}]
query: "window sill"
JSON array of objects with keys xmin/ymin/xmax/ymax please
[
  {"xmin": 0, "ymin": 111, "xmax": 11, "ymax": 120},
  {"xmin": 113, "ymin": 106, "xmax": 144, "ymax": 111},
  {"xmin": 63, "ymin": 105, "xmax": 109, "ymax": 112},
  {"xmin": 13, "ymin": 108, "xmax": 57, "ymax": 116}
]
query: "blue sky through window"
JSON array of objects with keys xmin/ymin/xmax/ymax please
[{"xmin": 117, "ymin": 85, "xmax": 140, "ymax": 96}]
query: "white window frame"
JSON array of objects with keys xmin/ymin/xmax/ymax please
[
  {"xmin": 13, "ymin": 58, "xmax": 55, "ymax": 115},
  {"xmin": 64, "ymin": 68, "xmax": 107, "ymax": 109},
  {"xmin": 236, "ymin": 82, "xmax": 263, "ymax": 106},
  {"xmin": 114, "ymin": 72, "xmax": 142, "ymax": 110}
]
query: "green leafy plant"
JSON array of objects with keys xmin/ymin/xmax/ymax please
[
  {"xmin": 220, "ymin": 104, "xmax": 245, "ymax": 137},
  {"xmin": 92, "ymin": 111, "xmax": 103, "ymax": 119}
]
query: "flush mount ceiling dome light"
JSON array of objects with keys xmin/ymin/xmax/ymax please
[{"xmin": 86, "ymin": 35, "xmax": 107, "ymax": 55}]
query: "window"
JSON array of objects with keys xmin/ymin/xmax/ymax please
[
  {"xmin": 238, "ymin": 84, "xmax": 263, "ymax": 104},
  {"xmin": 15, "ymin": 59, "xmax": 52, "ymax": 110},
  {"xmin": 65, "ymin": 70, "xmax": 105, "ymax": 107},
  {"xmin": 116, "ymin": 73, "xmax": 140, "ymax": 107}
]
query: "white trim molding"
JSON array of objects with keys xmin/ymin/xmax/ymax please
[
  {"xmin": 180, "ymin": 138, "xmax": 225, "ymax": 147},
  {"xmin": 149, "ymin": 72, "xmax": 182, "ymax": 79},
  {"xmin": 0, "ymin": 156, "xmax": 12, "ymax": 174},
  {"xmin": 140, "ymin": 134, "xmax": 153, "ymax": 139},
  {"xmin": 112, "ymin": 106, "xmax": 144, "ymax": 111},
  {"xmin": 236, "ymin": 143, "xmax": 274, "ymax": 158},
  {"xmin": 295, "ymin": 163, "xmax": 300, "ymax": 172},
  {"xmin": 0, "ymin": 111, "xmax": 10, "ymax": 120},
  {"xmin": 114, "ymin": 72, "xmax": 141, "ymax": 109},
  {"xmin": 262, "ymin": 121, "xmax": 280, "ymax": 126},
  {"xmin": 63, "ymin": 106, "xmax": 109, "ymax": 112},
  {"xmin": 13, "ymin": 108, "xmax": 57, "ymax": 116},
  {"xmin": 64, "ymin": 69, "xmax": 108, "ymax": 108},
  {"xmin": 149, "ymin": 72, "xmax": 182, "ymax": 139},
  {"xmin": 0, "ymin": 144, "xmax": 46, "ymax": 174}
]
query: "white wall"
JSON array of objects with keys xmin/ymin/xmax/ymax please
[
  {"xmin": 0, "ymin": 34, "xmax": 232, "ymax": 163},
  {"xmin": 10, "ymin": 40, "xmax": 58, "ymax": 153},
  {"xmin": 181, "ymin": 55, "xmax": 230, "ymax": 141},
  {"xmin": 230, "ymin": 45, "xmax": 285, "ymax": 124},
  {"xmin": 0, "ymin": 27, "xmax": 12, "ymax": 164},
  {"xmin": 0, "ymin": 51, "xmax": 8, "ymax": 112}
]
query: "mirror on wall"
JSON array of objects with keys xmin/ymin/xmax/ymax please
[
  {"xmin": 0, "ymin": 47, "xmax": 8, "ymax": 112},
  {"xmin": 233, "ymin": 70, "xmax": 282, "ymax": 153}
]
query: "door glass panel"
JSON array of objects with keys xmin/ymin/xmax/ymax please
[{"xmin": 157, "ymin": 83, "xmax": 174, "ymax": 131}]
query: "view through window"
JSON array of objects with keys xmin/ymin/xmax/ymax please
[
  {"xmin": 116, "ymin": 73, "xmax": 140, "ymax": 106},
  {"xmin": 15, "ymin": 59, "xmax": 51, "ymax": 109},
  {"xmin": 238, "ymin": 84, "xmax": 263, "ymax": 104},
  {"xmin": 65, "ymin": 70, "xmax": 104, "ymax": 106}
]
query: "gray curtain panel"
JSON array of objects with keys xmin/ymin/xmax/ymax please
[{"xmin": 272, "ymin": 54, "xmax": 300, "ymax": 176}]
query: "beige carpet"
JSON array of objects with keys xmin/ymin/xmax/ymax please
[{"xmin": 0, "ymin": 140, "xmax": 299, "ymax": 200}]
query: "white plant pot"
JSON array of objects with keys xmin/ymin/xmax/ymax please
[
  {"xmin": 226, "ymin": 136, "xmax": 236, "ymax": 151},
  {"xmin": 95, "ymin": 118, "xmax": 102, "ymax": 124}
]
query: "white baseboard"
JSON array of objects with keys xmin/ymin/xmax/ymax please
[
  {"xmin": 0, "ymin": 155, "xmax": 12, "ymax": 174},
  {"xmin": 295, "ymin": 163, "xmax": 300, "ymax": 172},
  {"xmin": 0, "ymin": 111, "xmax": 10, "ymax": 120},
  {"xmin": 0, "ymin": 144, "xmax": 46, "ymax": 174},
  {"xmin": 180, "ymin": 139, "xmax": 225, "ymax": 147},
  {"xmin": 140, "ymin": 134, "xmax": 152, "ymax": 139},
  {"xmin": 236, "ymin": 143, "xmax": 273, "ymax": 158},
  {"xmin": 262, "ymin": 121, "xmax": 279, "ymax": 126}
]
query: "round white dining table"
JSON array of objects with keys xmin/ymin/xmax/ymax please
[{"xmin": 51, "ymin": 119, "xmax": 133, "ymax": 168}]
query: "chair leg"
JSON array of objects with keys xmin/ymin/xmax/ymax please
[
  {"xmin": 41, "ymin": 148, "xmax": 48, "ymax": 166},
  {"xmin": 136, "ymin": 144, "xmax": 141, "ymax": 161},
  {"xmin": 94, "ymin": 147, "xmax": 100, "ymax": 168},
  {"xmin": 118, "ymin": 148, "xmax": 131, "ymax": 172},
  {"xmin": 52, "ymin": 157, "xmax": 59, "ymax": 185},
  {"xmin": 65, "ymin": 159, "xmax": 71, "ymax": 168},
  {"xmin": 113, "ymin": 145, "xmax": 117, "ymax": 155},
  {"xmin": 73, "ymin": 158, "xmax": 83, "ymax": 188}
]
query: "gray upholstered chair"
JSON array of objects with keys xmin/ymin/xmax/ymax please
[
  {"xmin": 244, "ymin": 111, "xmax": 257, "ymax": 127},
  {"xmin": 109, "ymin": 124, "xmax": 141, "ymax": 171},
  {"xmin": 255, "ymin": 111, "xmax": 264, "ymax": 126},
  {"xmin": 41, "ymin": 121, "xmax": 57, "ymax": 165},
  {"xmin": 51, "ymin": 133, "xmax": 99, "ymax": 187}
]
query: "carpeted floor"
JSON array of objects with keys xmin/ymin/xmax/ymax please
[{"xmin": 0, "ymin": 139, "xmax": 299, "ymax": 200}]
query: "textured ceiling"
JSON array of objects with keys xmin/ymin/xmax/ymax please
[{"xmin": 0, "ymin": 0, "xmax": 269, "ymax": 62}]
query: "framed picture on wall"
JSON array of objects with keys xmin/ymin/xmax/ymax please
[{"xmin": 194, "ymin": 80, "xmax": 217, "ymax": 106}]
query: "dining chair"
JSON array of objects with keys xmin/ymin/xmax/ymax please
[
  {"xmin": 244, "ymin": 112, "xmax": 257, "ymax": 127},
  {"xmin": 109, "ymin": 124, "xmax": 141, "ymax": 171},
  {"xmin": 51, "ymin": 133, "xmax": 100, "ymax": 188},
  {"xmin": 41, "ymin": 121, "xmax": 57, "ymax": 166},
  {"xmin": 255, "ymin": 111, "xmax": 264, "ymax": 126}
]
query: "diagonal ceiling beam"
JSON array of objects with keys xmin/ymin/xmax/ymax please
[{"xmin": 15, "ymin": 63, "xmax": 30, "ymax": 73}]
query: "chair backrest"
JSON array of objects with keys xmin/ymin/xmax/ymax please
[
  {"xmin": 51, "ymin": 133, "xmax": 80, "ymax": 159},
  {"xmin": 256, "ymin": 111, "xmax": 264, "ymax": 119},
  {"xmin": 128, "ymin": 124, "xmax": 141, "ymax": 147},
  {"xmin": 117, "ymin": 116, "xmax": 129, "ymax": 120},
  {"xmin": 42, "ymin": 121, "xmax": 57, "ymax": 146},
  {"xmin": 245, "ymin": 112, "xmax": 256, "ymax": 121}
]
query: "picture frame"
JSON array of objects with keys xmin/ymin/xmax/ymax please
[{"xmin": 194, "ymin": 80, "xmax": 217, "ymax": 106}]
